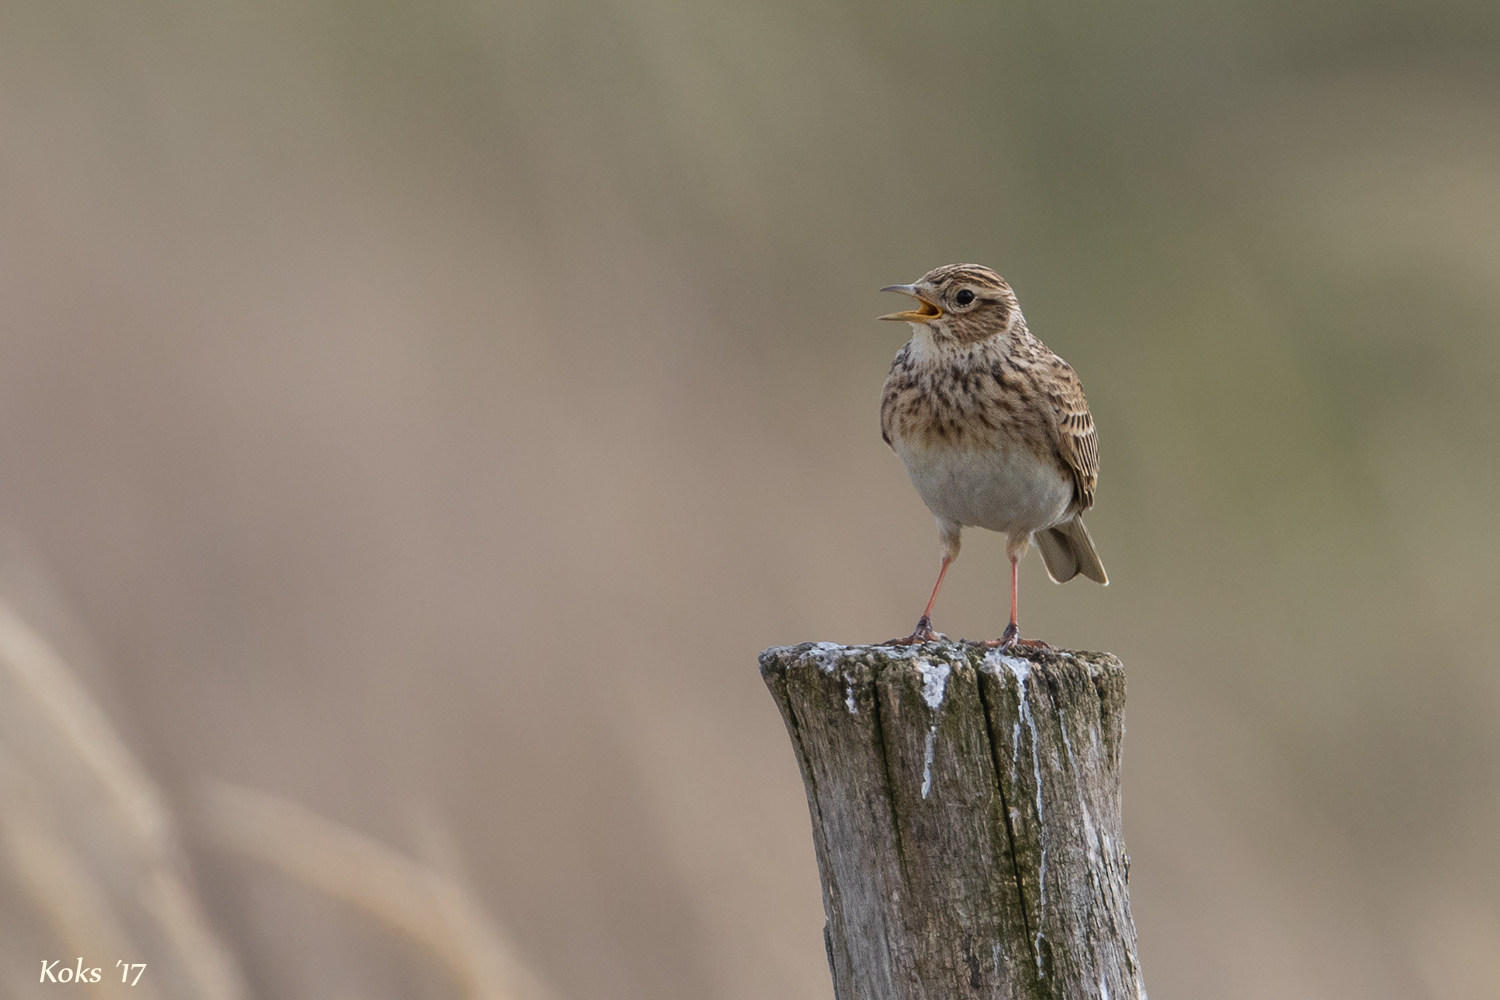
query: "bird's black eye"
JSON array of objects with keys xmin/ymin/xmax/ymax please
[{"xmin": 955, "ymin": 289, "xmax": 975, "ymax": 306}]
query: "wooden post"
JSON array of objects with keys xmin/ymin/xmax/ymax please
[{"xmin": 760, "ymin": 642, "xmax": 1144, "ymax": 1000}]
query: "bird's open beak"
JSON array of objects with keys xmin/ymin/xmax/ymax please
[{"xmin": 878, "ymin": 284, "xmax": 942, "ymax": 323}]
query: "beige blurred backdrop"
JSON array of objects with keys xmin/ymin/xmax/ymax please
[{"xmin": 1, "ymin": 1, "xmax": 1499, "ymax": 998}]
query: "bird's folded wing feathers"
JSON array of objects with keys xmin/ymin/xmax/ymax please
[{"xmin": 1047, "ymin": 368, "xmax": 1099, "ymax": 510}]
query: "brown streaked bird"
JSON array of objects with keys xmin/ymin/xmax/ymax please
[{"xmin": 878, "ymin": 263, "xmax": 1107, "ymax": 647}]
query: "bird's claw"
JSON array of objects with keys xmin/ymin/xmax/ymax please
[
  {"xmin": 882, "ymin": 615, "xmax": 948, "ymax": 646},
  {"xmin": 978, "ymin": 623, "xmax": 1051, "ymax": 649}
]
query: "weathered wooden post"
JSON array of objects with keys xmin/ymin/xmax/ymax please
[{"xmin": 760, "ymin": 641, "xmax": 1143, "ymax": 1000}]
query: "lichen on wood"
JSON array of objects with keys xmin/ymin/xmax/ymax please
[{"xmin": 760, "ymin": 642, "xmax": 1143, "ymax": 1000}]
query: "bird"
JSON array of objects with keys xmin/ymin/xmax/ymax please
[{"xmin": 878, "ymin": 263, "xmax": 1107, "ymax": 647}]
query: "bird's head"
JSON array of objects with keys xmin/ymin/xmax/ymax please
[{"xmin": 879, "ymin": 263, "xmax": 1021, "ymax": 345}]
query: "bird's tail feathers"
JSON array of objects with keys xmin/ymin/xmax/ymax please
[{"xmin": 1036, "ymin": 516, "xmax": 1108, "ymax": 585}]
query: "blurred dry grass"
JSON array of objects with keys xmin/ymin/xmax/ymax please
[
  {"xmin": 200, "ymin": 783, "xmax": 553, "ymax": 1000},
  {"xmin": 0, "ymin": 585, "xmax": 549, "ymax": 1000},
  {"xmin": 0, "ymin": 1, "xmax": 1498, "ymax": 998},
  {"xmin": 0, "ymin": 594, "xmax": 244, "ymax": 1000}
]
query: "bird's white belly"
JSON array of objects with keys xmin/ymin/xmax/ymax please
[{"xmin": 895, "ymin": 441, "xmax": 1073, "ymax": 536}]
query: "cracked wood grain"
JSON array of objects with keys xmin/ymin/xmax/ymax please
[{"xmin": 761, "ymin": 642, "xmax": 1143, "ymax": 1000}]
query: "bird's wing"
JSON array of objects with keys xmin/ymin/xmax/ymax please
[{"xmin": 1046, "ymin": 363, "xmax": 1099, "ymax": 510}]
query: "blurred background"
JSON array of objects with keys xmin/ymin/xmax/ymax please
[{"xmin": 1, "ymin": 0, "xmax": 1498, "ymax": 997}]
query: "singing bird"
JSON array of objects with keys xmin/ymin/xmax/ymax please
[{"xmin": 879, "ymin": 263, "xmax": 1107, "ymax": 647}]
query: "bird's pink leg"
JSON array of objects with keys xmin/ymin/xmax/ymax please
[
  {"xmin": 1002, "ymin": 555, "xmax": 1023, "ymax": 645},
  {"xmin": 922, "ymin": 555, "xmax": 952, "ymax": 624},
  {"xmin": 984, "ymin": 555, "xmax": 1047, "ymax": 648},
  {"xmin": 883, "ymin": 556, "xmax": 952, "ymax": 645},
  {"xmin": 1009, "ymin": 555, "xmax": 1019, "ymax": 633}
]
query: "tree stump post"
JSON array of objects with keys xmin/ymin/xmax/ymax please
[{"xmin": 760, "ymin": 642, "xmax": 1144, "ymax": 1000}]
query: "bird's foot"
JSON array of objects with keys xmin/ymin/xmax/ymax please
[
  {"xmin": 979, "ymin": 623, "xmax": 1051, "ymax": 649},
  {"xmin": 882, "ymin": 615, "xmax": 948, "ymax": 646}
]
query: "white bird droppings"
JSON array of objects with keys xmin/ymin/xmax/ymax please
[
  {"xmin": 809, "ymin": 642, "xmax": 843, "ymax": 673},
  {"xmin": 916, "ymin": 660, "xmax": 951, "ymax": 799},
  {"xmin": 917, "ymin": 660, "xmax": 951, "ymax": 710},
  {"xmin": 920, "ymin": 727, "xmax": 938, "ymax": 799}
]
